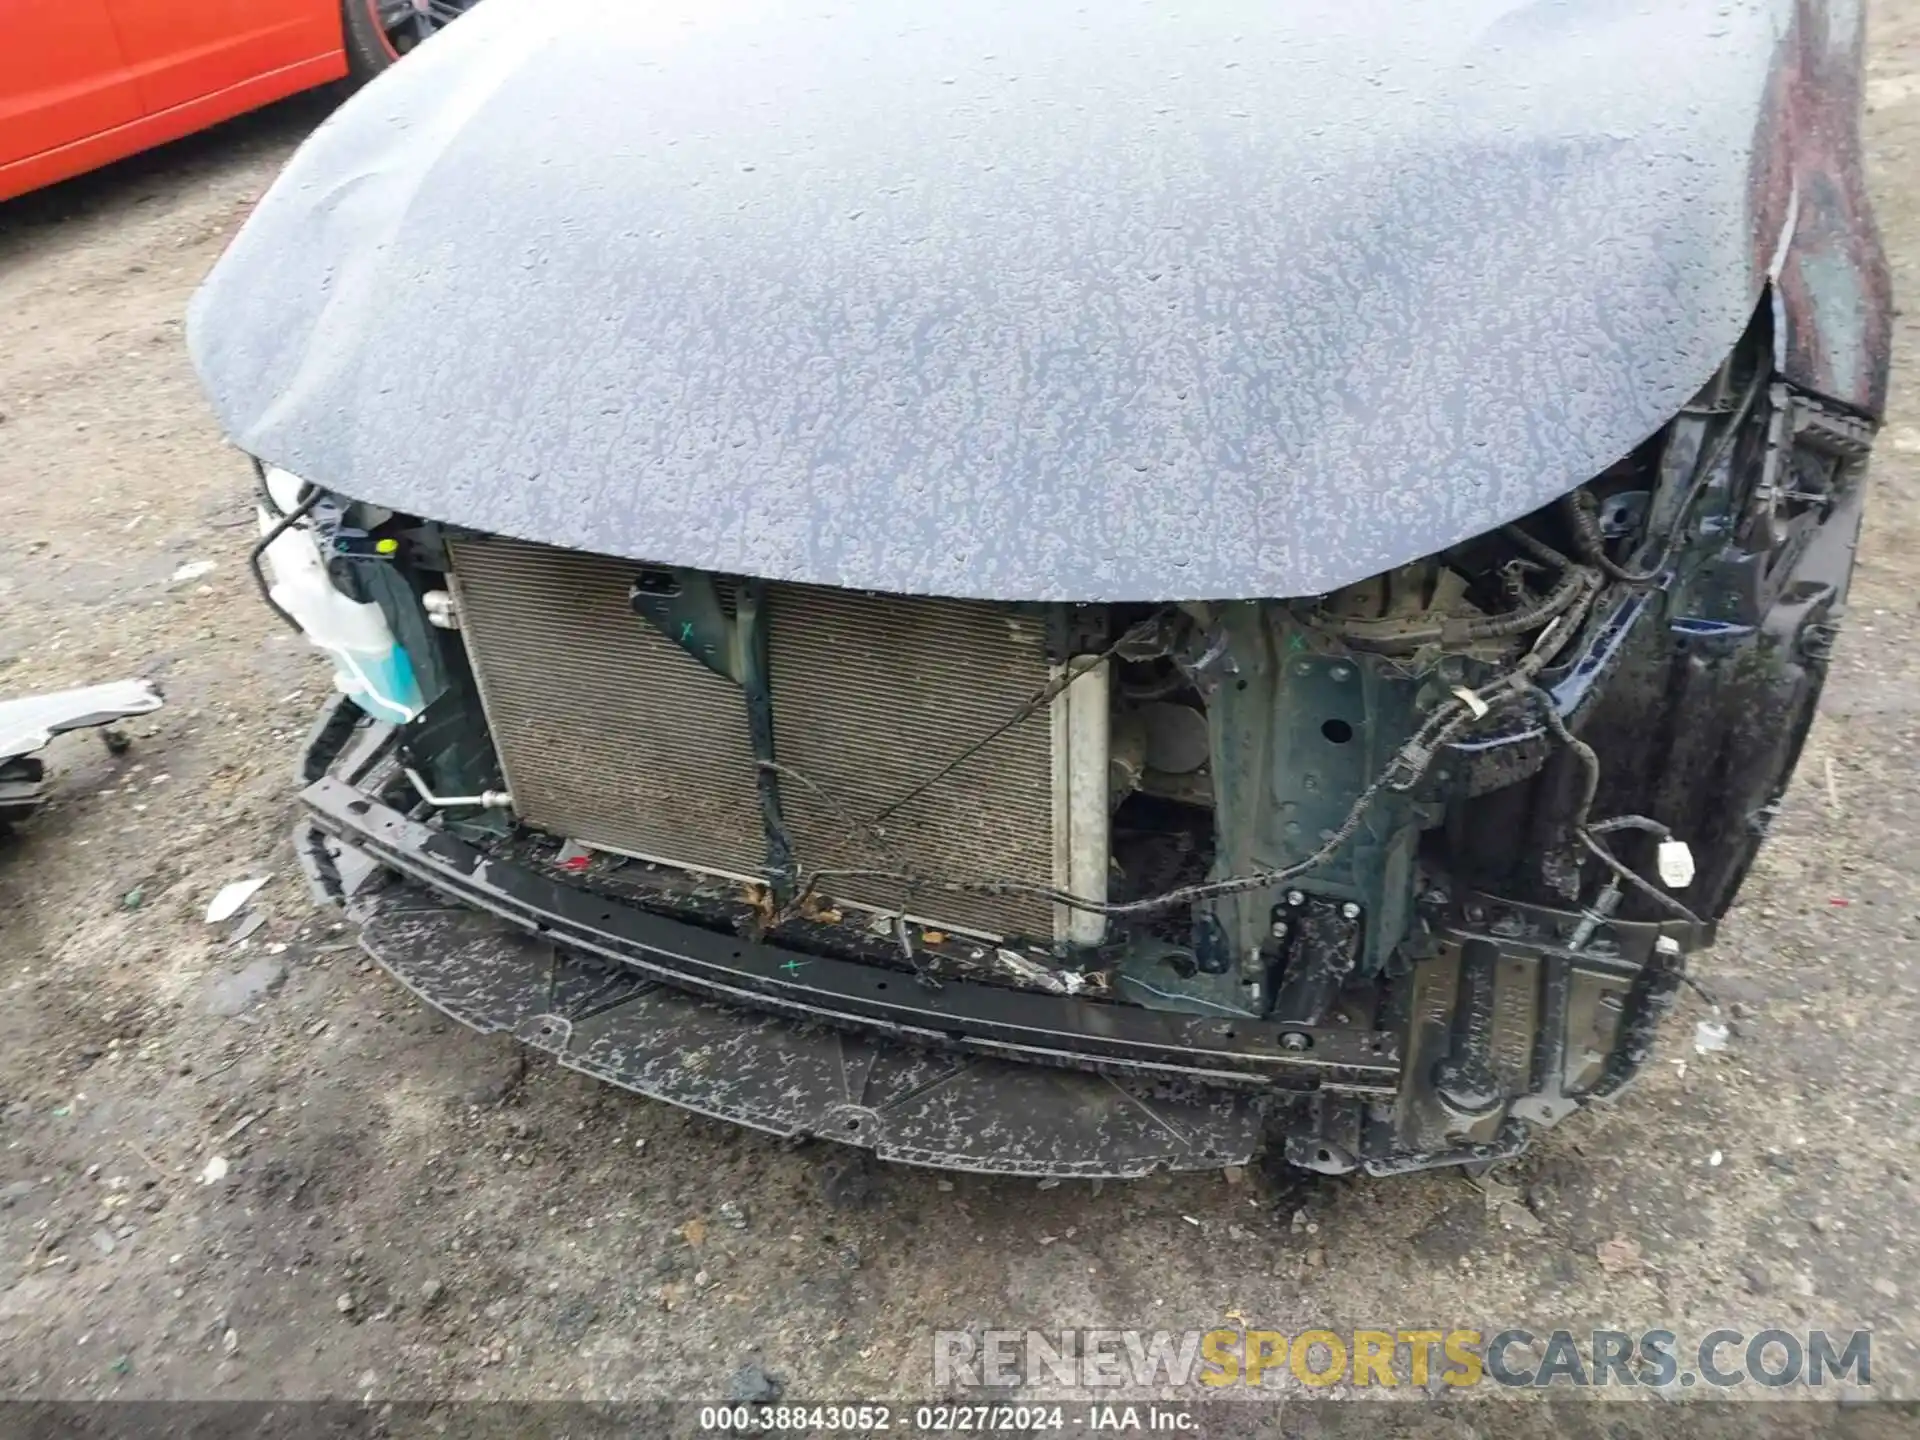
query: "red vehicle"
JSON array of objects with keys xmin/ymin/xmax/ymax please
[{"xmin": 0, "ymin": 0, "xmax": 476, "ymax": 203}]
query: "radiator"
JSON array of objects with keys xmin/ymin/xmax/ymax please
[{"xmin": 447, "ymin": 536, "xmax": 1098, "ymax": 941}]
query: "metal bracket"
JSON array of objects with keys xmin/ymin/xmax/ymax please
[{"xmin": 628, "ymin": 568, "xmax": 794, "ymax": 895}]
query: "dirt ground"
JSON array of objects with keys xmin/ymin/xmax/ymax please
[{"xmin": 3, "ymin": 8, "xmax": 1920, "ymax": 1420}]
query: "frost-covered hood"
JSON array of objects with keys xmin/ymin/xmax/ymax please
[{"xmin": 188, "ymin": 0, "xmax": 1795, "ymax": 602}]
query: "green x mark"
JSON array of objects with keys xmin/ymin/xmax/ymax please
[{"xmin": 780, "ymin": 958, "xmax": 808, "ymax": 975}]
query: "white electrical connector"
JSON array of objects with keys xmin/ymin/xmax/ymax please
[
  {"xmin": 423, "ymin": 589, "xmax": 460, "ymax": 630},
  {"xmin": 1657, "ymin": 839, "xmax": 1696, "ymax": 889}
]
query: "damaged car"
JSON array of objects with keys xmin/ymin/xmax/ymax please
[{"xmin": 185, "ymin": 0, "xmax": 1889, "ymax": 1177}]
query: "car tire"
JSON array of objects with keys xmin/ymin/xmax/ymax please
[
  {"xmin": 341, "ymin": 0, "xmax": 480, "ymax": 86},
  {"xmin": 341, "ymin": 0, "xmax": 401, "ymax": 85}
]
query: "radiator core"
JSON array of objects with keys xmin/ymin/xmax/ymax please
[{"xmin": 447, "ymin": 536, "xmax": 1070, "ymax": 939}]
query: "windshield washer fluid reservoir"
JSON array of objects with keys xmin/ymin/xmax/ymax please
[{"xmin": 259, "ymin": 467, "xmax": 423, "ymax": 727}]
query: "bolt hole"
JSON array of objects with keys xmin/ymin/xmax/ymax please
[
  {"xmin": 1317, "ymin": 1148, "xmax": 1334, "ymax": 1164},
  {"xmin": 876, "ymin": 982, "xmax": 887, "ymax": 991},
  {"xmin": 845, "ymin": 1118, "xmax": 861, "ymax": 1132},
  {"xmin": 1321, "ymin": 718, "xmax": 1354, "ymax": 744}
]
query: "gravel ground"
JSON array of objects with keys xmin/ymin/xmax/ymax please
[{"xmin": 3, "ymin": 9, "xmax": 1920, "ymax": 1421}]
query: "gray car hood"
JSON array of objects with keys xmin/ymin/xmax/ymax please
[{"xmin": 188, "ymin": 0, "xmax": 1793, "ymax": 602}]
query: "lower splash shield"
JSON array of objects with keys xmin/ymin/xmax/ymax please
[{"xmin": 341, "ymin": 878, "xmax": 1268, "ymax": 1177}]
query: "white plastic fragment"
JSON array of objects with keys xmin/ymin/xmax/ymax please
[
  {"xmin": 169, "ymin": 559, "xmax": 217, "ymax": 584},
  {"xmin": 205, "ymin": 878, "xmax": 268, "ymax": 924},
  {"xmin": 993, "ymin": 948, "xmax": 1086, "ymax": 995},
  {"xmin": 1693, "ymin": 1020, "xmax": 1730, "ymax": 1055},
  {"xmin": 1657, "ymin": 839, "xmax": 1696, "ymax": 889},
  {"xmin": 1450, "ymin": 685, "xmax": 1490, "ymax": 719},
  {"xmin": 198, "ymin": 1156, "xmax": 229, "ymax": 1186}
]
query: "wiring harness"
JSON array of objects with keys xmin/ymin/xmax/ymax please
[{"xmin": 741, "ymin": 378, "xmax": 1768, "ymax": 951}]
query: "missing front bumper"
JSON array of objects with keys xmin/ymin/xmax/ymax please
[
  {"xmin": 298, "ymin": 706, "xmax": 1401, "ymax": 1176},
  {"xmin": 298, "ymin": 703, "xmax": 1688, "ymax": 1177}
]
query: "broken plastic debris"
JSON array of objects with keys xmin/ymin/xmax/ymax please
[
  {"xmin": 198, "ymin": 1156, "xmax": 229, "ymax": 1186},
  {"xmin": 795, "ymin": 894, "xmax": 843, "ymax": 925},
  {"xmin": 1693, "ymin": 1020, "xmax": 1730, "ymax": 1055},
  {"xmin": 1450, "ymin": 685, "xmax": 1490, "ymax": 719},
  {"xmin": 993, "ymin": 948, "xmax": 1091, "ymax": 996},
  {"xmin": 1657, "ymin": 839, "xmax": 1695, "ymax": 889},
  {"xmin": 205, "ymin": 877, "xmax": 268, "ymax": 924},
  {"xmin": 555, "ymin": 840, "xmax": 592, "ymax": 872},
  {"xmin": 169, "ymin": 559, "xmax": 217, "ymax": 584}
]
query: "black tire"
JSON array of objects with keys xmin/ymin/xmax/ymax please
[
  {"xmin": 341, "ymin": 0, "xmax": 401, "ymax": 86},
  {"xmin": 341, "ymin": 0, "xmax": 482, "ymax": 87}
]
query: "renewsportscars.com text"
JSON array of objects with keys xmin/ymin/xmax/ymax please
[{"xmin": 934, "ymin": 1327, "xmax": 1871, "ymax": 1390}]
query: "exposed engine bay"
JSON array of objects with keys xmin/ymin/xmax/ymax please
[{"xmin": 275, "ymin": 311, "xmax": 1877, "ymax": 1176}]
